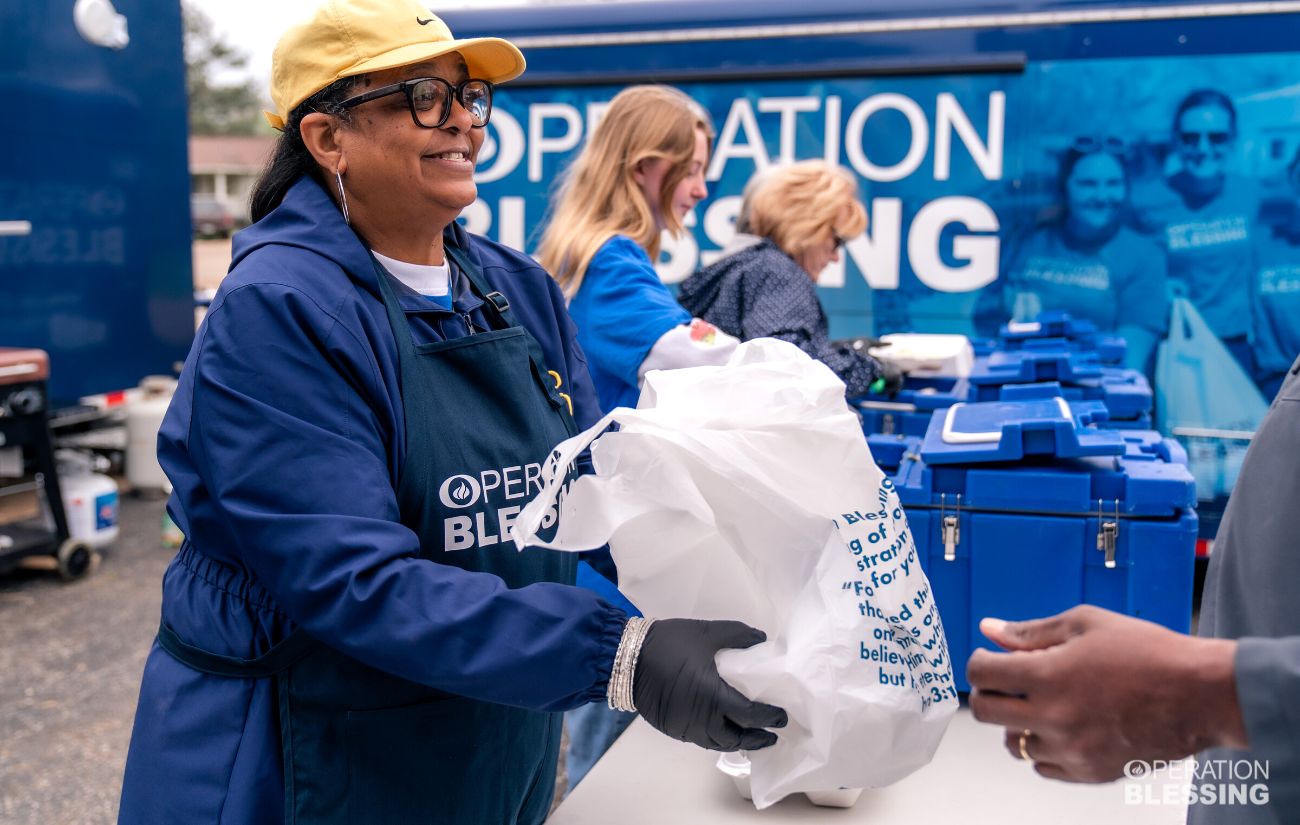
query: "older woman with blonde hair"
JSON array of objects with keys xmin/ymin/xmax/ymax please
[
  {"xmin": 538, "ymin": 84, "xmax": 739, "ymax": 414},
  {"xmin": 679, "ymin": 159, "xmax": 900, "ymax": 397}
]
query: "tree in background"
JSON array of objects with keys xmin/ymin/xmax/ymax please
[{"xmin": 182, "ymin": 1, "xmax": 267, "ymax": 135}]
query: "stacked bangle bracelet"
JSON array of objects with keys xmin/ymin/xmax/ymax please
[{"xmin": 607, "ymin": 617, "xmax": 654, "ymax": 713}]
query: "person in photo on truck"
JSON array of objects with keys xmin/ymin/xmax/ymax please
[
  {"xmin": 677, "ymin": 159, "xmax": 901, "ymax": 397},
  {"xmin": 975, "ymin": 137, "xmax": 1169, "ymax": 375},
  {"xmin": 1131, "ymin": 88, "xmax": 1259, "ymax": 375},
  {"xmin": 1250, "ymin": 145, "xmax": 1300, "ymax": 400},
  {"xmin": 117, "ymin": 3, "xmax": 786, "ymax": 823}
]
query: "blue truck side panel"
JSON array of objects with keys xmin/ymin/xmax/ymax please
[
  {"xmin": 0, "ymin": 1, "xmax": 193, "ymax": 404},
  {"xmin": 446, "ymin": 0, "xmax": 1300, "ymax": 351}
]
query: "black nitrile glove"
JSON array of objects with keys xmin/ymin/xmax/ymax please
[
  {"xmin": 877, "ymin": 359, "xmax": 905, "ymax": 397},
  {"xmin": 633, "ymin": 619, "xmax": 788, "ymax": 751}
]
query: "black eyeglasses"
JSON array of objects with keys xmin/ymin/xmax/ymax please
[
  {"xmin": 1178, "ymin": 130, "xmax": 1233, "ymax": 148},
  {"xmin": 1072, "ymin": 135, "xmax": 1127, "ymax": 155},
  {"xmin": 832, "ymin": 232, "xmax": 848, "ymax": 250},
  {"xmin": 339, "ymin": 77, "xmax": 494, "ymax": 129}
]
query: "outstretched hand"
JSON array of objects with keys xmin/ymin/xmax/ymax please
[{"xmin": 967, "ymin": 605, "xmax": 1247, "ymax": 782}]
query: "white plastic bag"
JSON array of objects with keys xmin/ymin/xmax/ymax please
[
  {"xmin": 512, "ymin": 339, "xmax": 957, "ymax": 808},
  {"xmin": 1156, "ymin": 297, "xmax": 1268, "ymax": 500}
]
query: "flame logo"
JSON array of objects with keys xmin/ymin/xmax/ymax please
[{"xmin": 438, "ymin": 474, "xmax": 482, "ymax": 509}]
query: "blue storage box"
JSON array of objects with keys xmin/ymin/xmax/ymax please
[
  {"xmin": 970, "ymin": 351, "xmax": 1153, "ymax": 426},
  {"xmin": 852, "ymin": 376, "xmax": 969, "ymax": 437},
  {"xmin": 970, "ymin": 348, "xmax": 1104, "ymax": 387},
  {"xmin": 882, "ymin": 397, "xmax": 1196, "ymax": 692},
  {"xmin": 976, "ymin": 311, "xmax": 1128, "ymax": 365},
  {"xmin": 858, "ymin": 322, "xmax": 1150, "ymax": 437}
]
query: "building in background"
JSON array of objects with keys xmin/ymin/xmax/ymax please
[{"xmin": 188, "ymin": 135, "xmax": 275, "ymax": 224}]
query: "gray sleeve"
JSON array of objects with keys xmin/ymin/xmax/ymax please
[{"xmin": 1236, "ymin": 637, "xmax": 1300, "ymax": 817}]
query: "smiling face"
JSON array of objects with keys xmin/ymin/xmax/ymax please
[
  {"xmin": 1065, "ymin": 152, "xmax": 1126, "ymax": 235},
  {"xmin": 334, "ymin": 53, "xmax": 485, "ymax": 230},
  {"xmin": 1176, "ymin": 104, "xmax": 1234, "ymax": 183},
  {"xmin": 635, "ymin": 127, "xmax": 710, "ymax": 230}
]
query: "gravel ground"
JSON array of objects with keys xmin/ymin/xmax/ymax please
[
  {"xmin": 0, "ymin": 493, "xmax": 573, "ymax": 823},
  {"xmin": 0, "ymin": 494, "xmax": 170, "ymax": 825}
]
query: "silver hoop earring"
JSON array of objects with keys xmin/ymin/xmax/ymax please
[{"xmin": 334, "ymin": 168, "xmax": 351, "ymax": 225}]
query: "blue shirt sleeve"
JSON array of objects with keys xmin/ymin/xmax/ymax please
[
  {"xmin": 568, "ymin": 236, "xmax": 691, "ymax": 392},
  {"xmin": 184, "ymin": 280, "xmax": 624, "ymax": 712},
  {"xmin": 1235, "ymin": 637, "xmax": 1300, "ymax": 818}
]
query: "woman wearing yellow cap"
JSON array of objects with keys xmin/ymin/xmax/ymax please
[{"xmin": 117, "ymin": 2, "xmax": 784, "ymax": 823}]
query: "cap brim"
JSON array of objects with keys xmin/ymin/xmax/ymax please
[{"xmin": 345, "ymin": 37, "xmax": 526, "ymax": 85}]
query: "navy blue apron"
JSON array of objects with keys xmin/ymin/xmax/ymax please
[{"xmin": 159, "ymin": 242, "xmax": 580, "ymax": 824}]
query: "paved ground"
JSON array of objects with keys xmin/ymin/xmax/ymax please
[
  {"xmin": 0, "ymin": 494, "xmax": 170, "ymax": 825},
  {"xmin": 193, "ymin": 238, "xmax": 233, "ymax": 292},
  {"xmin": 0, "ymin": 492, "xmax": 574, "ymax": 823}
]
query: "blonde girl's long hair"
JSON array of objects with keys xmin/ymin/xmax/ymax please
[{"xmin": 537, "ymin": 85, "xmax": 713, "ymax": 299}]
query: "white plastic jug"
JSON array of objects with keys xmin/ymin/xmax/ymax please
[{"xmin": 55, "ymin": 452, "xmax": 119, "ymax": 549}]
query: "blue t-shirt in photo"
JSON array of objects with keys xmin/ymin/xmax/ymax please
[
  {"xmin": 567, "ymin": 235, "xmax": 690, "ymax": 412},
  {"xmin": 1131, "ymin": 173, "xmax": 1258, "ymax": 339},
  {"xmin": 998, "ymin": 223, "xmax": 1169, "ymax": 338},
  {"xmin": 1252, "ymin": 229, "xmax": 1300, "ymax": 380}
]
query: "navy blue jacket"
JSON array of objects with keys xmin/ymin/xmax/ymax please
[
  {"xmin": 119, "ymin": 177, "xmax": 625, "ymax": 824},
  {"xmin": 678, "ymin": 240, "xmax": 885, "ymax": 397}
]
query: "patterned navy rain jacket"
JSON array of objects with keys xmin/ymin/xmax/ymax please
[{"xmin": 678, "ymin": 239, "xmax": 885, "ymax": 396}]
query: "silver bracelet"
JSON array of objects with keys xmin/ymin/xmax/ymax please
[{"xmin": 607, "ymin": 617, "xmax": 654, "ymax": 712}]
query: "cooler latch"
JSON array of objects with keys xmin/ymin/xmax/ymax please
[
  {"xmin": 1096, "ymin": 499, "xmax": 1120, "ymax": 569},
  {"xmin": 939, "ymin": 492, "xmax": 962, "ymax": 562}
]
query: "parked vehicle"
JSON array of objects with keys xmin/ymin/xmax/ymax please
[{"xmin": 190, "ymin": 196, "xmax": 236, "ymax": 239}]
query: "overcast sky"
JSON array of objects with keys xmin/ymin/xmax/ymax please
[{"xmin": 187, "ymin": 0, "xmax": 532, "ymax": 86}]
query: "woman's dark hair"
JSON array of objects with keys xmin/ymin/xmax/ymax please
[
  {"xmin": 248, "ymin": 77, "xmax": 359, "ymax": 223},
  {"xmin": 1172, "ymin": 89, "xmax": 1237, "ymax": 136},
  {"xmin": 1057, "ymin": 137, "xmax": 1130, "ymax": 197}
]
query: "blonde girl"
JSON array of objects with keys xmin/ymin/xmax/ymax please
[{"xmin": 538, "ymin": 84, "xmax": 738, "ymax": 413}]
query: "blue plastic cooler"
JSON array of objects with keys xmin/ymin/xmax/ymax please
[
  {"xmin": 972, "ymin": 311, "xmax": 1128, "ymax": 365},
  {"xmin": 968, "ymin": 350, "xmax": 1153, "ymax": 429},
  {"xmin": 853, "ymin": 376, "xmax": 970, "ymax": 437},
  {"xmin": 855, "ymin": 355, "xmax": 1154, "ymax": 436},
  {"xmin": 874, "ymin": 395, "xmax": 1197, "ymax": 692}
]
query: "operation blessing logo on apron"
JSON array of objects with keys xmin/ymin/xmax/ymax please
[{"xmin": 439, "ymin": 449, "xmax": 577, "ymax": 551}]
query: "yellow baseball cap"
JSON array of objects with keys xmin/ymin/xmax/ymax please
[{"xmin": 265, "ymin": 0, "xmax": 526, "ymax": 129}]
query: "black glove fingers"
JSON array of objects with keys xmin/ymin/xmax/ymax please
[
  {"xmin": 736, "ymin": 727, "xmax": 780, "ymax": 751},
  {"xmin": 714, "ymin": 678, "xmax": 789, "ymax": 730},
  {"xmin": 705, "ymin": 620, "xmax": 767, "ymax": 651},
  {"xmin": 708, "ymin": 717, "xmax": 780, "ymax": 752}
]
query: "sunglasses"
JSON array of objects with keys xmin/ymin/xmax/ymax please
[
  {"xmin": 339, "ymin": 77, "xmax": 494, "ymax": 130},
  {"xmin": 1178, "ymin": 130, "xmax": 1233, "ymax": 148}
]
